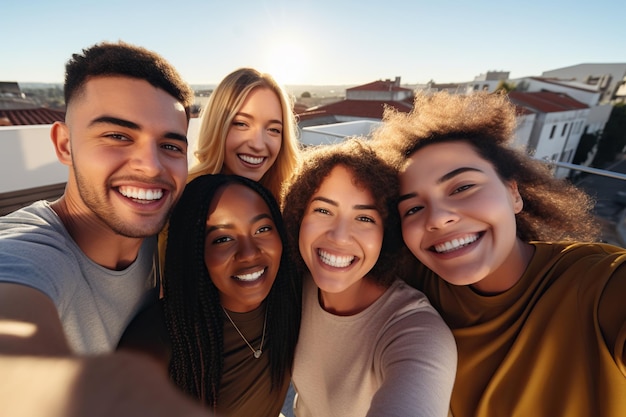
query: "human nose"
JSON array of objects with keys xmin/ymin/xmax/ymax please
[
  {"xmin": 327, "ymin": 217, "xmax": 352, "ymax": 244},
  {"xmin": 129, "ymin": 141, "xmax": 163, "ymax": 177},
  {"xmin": 236, "ymin": 236, "xmax": 261, "ymax": 261},
  {"xmin": 425, "ymin": 203, "xmax": 459, "ymax": 231},
  {"xmin": 248, "ymin": 127, "xmax": 265, "ymax": 150}
]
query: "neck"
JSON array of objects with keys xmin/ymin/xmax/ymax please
[
  {"xmin": 51, "ymin": 197, "xmax": 143, "ymax": 270},
  {"xmin": 318, "ymin": 277, "xmax": 386, "ymax": 316},
  {"xmin": 470, "ymin": 240, "xmax": 535, "ymax": 295}
]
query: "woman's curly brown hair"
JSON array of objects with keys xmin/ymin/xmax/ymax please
[
  {"xmin": 372, "ymin": 91, "xmax": 600, "ymax": 242},
  {"xmin": 282, "ymin": 137, "xmax": 403, "ymax": 287}
]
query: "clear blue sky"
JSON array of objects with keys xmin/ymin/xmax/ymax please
[{"xmin": 2, "ymin": 0, "xmax": 624, "ymax": 86}]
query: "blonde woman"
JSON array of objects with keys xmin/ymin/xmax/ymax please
[{"xmin": 159, "ymin": 68, "xmax": 301, "ymax": 265}]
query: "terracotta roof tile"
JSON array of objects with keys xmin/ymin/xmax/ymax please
[
  {"xmin": 297, "ymin": 99, "xmax": 412, "ymax": 121},
  {"xmin": 508, "ymin": 91, "xmax": 588, "ymax": 113},
  {"xmin": 347, "ymin": 80, "xmax": 412, "ymax": 92},
  {"xmin": 0, "ymin": 108, "xmax": 65, "ymax": 126}
]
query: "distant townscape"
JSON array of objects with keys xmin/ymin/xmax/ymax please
[{"xmin": 2, "ymin": 63, "xmax": 626, "ymax": 244}]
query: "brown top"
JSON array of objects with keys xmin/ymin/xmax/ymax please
[{"xmin": 117, "ymin": 301, "xmax": 289, "ymax": 417}]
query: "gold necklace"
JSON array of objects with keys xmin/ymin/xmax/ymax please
[{"xmin": 222, "ymin": 305, "xmax": 268, "ymax": 359}]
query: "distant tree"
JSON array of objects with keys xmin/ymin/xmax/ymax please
[
  {"xmin": 572, "ymin": 131, "xmax": 600, "ymax": 166},
  {"xmin": 494, "ymin": 80, "xmax": 516, "ymax": 93},
  {"xmin": 301, "ymin": 91, "xmax": 311, "ymax": 98},
  {"xmin": 516, "ymin": 80, "xmax": 529, "ymax": 92},
  {"xmin": 591, "ymin": 103, "xmax": 626, "ymax": 168}
]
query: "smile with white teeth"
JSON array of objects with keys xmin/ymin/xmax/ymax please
[
  {"xmin": 318, "ymin": 249, "xmax": 354, "ymax": 268},
  {"xmin": 118, "ymin": 186, "xmax": 163, "ymax": 201},
  {"xmin": 238, "ymin": 154, "xmax": 265, "ymax": 165},
  {"xmin": 234, "ymin": 268, "xmax": 265, "ymax": 281},
  {"xmin": 433, "ymin": 234, "xmax": 479, "ymax": 254}
]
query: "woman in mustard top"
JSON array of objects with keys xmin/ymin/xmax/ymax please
[{"xmin": 374, "ymin": 91, "xmax": 626, "ymax": 417}]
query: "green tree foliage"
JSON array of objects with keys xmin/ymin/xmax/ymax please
[
  {"xmin": 301, "ymin": 91, "xmax": 311, "ymax": 98},
  {"xmin": 494, "ymin": 80, "xmax": 516, "ymax": 93},
  {"xmin": 572, "ymin": 131, "xmax": 600, "ymax": 165},
  {"xmin": 592, "ymin": 103, "xmax": 626, "ymax": 168}
]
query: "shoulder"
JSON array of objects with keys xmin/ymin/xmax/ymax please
[
  {"xmin": 0, "ymin": 202, "xmax": 81, "ymax": 296},
  {"xmin": 378, "ymin": 280, "xmax": 454, "ymax": 343}
]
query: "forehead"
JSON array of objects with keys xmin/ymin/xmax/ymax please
[
  {"xmin": 208, "ymin": 183, "xmax": 270, "ymax": 217},
  {"xmin": 240, "ymin": 87, "xmax": 281, "ymax": 112},
  {"xmin": 66, "ymin": 76, "xmax": 187, "ymax": 128},
  {"xmin": 316, "ymin": 165, "xmax": 374, "ymax": 199},
  {"xmin": 403, "ymin": 141, "xmax": 486, "ymax": 172}
]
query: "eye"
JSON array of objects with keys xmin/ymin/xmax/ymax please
[
  {"xmin": 356, "ymin": 215, "xmax": 376, "ymax": 223},
  {"xmin": 255, "ymin": 225, "xmax": 273, "ymax": 234},
  {"xmin": 313, "ymin": 207, "xmax": 331, "ymax": 215},
  {"xmin": 451, "ymin": 184, "xmax": 474, "ymax": 195},
  {"xmin": 232, "ymin": 120, "xmax": 247, "ymax": 128},
  {"xmin": 403, "ymin": 205, "xmax": 423, "ymax": 217},
  {"xmin": 162, "ymin": 142, "xmax": 185, "ymax": 153},
  {"xmin": 105, "ymin": 132, "xmax": 131, "ymax": 141},
  {"xmin": 212, "ymin": 236, "xmax": 233, "ymax": 244},
  {"xmin": 268, "ymin": 127, "xmax": 282, "ymax": 135}
]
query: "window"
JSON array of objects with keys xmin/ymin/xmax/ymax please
[
  {"xmin": 550, "ymin": 125, "xmax": 556, "ymax": 139},
  {"xmin": 562, "ymin": 123, "xmax": 568, "ymax": 136}
]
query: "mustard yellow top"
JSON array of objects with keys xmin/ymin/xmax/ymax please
[{"xmin": 407, "ymin": 241, "xmax": 626, "ymax": 417}]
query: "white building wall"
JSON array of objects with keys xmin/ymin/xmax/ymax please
[
  {"xmin": 585, "ymin": 103, "xmax": 613, "ymax": 134},
  {"xmin": 531, "ymin": 109, "xmax": 589, "ymax": 178},
  {"xmin": 299, "ymin": 120, "xmax": 381, "ymax": 146},
  {"xmin": 519, "ymin": 78, "xmax": 601, "ymax": 106},
  {"xmin": 346, "ymin": 90, "xmax": 412, "ymax": 101},
  {"xmin": 512, "ymin": 113, "xmax": 535, "ymax": 151},
  {"xmin": 0, "ymin": 118, "xmax": 202, "ymax": 193}
]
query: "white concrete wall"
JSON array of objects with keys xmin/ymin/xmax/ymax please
[
  {"xmin": 531, "ymin": 109, "xmax": 589, "ymax": 178},
  {"xmin": 520, "ymin": 78, "xmax": 601, "ymax": 106},
  {"xmin": 300, "ymin": 120, "xmax": 381, "ymax": 146},
  {"xmin": 512, "ymin": 113, "xmax": 536, "ymax": 151},
  {"xmin": 0, "ymin": 118, "xmax": 201, "ymax": 193}
]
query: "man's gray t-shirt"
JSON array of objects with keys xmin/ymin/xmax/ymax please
[{"xmin": 0, "ymin": 201, "xmax": 158, "ymax": 354}]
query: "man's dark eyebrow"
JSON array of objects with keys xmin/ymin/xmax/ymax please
[
  {"xmin": 89, "ymin": 116, "xmax": 188, "ymax": 144},
  {"xmin": 438, "ymin": 167, "xmax": 483, "ymax": 184},
  {"xmin": 90, "ymin": 116, "xmax": 139, "ymax": 130}
]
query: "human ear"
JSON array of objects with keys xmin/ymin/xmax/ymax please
[
  {"xmin": 508, "ymin": 180, "xmax": 523, "ymax": 214},
  {"xmin": 50, "ymin": 122, "xmax": 72, "ymax": 167}
]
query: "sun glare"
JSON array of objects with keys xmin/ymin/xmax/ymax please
[{"xmin": 262, "ymin": 39, "xmax": 310, "ymax": 86}]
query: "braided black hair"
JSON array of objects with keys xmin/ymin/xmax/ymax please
[{"xmin": 162, "ymin": 174, "xmax": 301, "ymax": 408}]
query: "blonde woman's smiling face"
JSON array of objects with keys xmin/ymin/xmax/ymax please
[{"xmin": 222, "ymin": 87, "xmax": 283, "ymax": 181}]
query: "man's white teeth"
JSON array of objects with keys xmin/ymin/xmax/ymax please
[
  {"xmin": 318, "ymin": 250, "xmax": 354, "ymax": 267},
  {"xmin": 119, "ymin": 186, "xmax": 163, "ymax": 201},
  {"xmin": 235, "ymin": 268, "xmax": 265, "ymax": 281},
  {"xmin": 434, "ymin": 234, "xmax": 479, "ymax": 253},
  {"xmin": 239, "ymin": 154, "xmax": 264, "ymax": 165}
]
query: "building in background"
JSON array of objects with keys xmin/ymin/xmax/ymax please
[{"xmin": 541, "ymin": 63, "xmax": 626, "ymax": 104}]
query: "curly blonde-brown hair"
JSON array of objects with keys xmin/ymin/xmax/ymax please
[
  {"xmin": 372, "ymin": 91, "xmax": 599, "ymax": 242},
  {"xmin": 282, "ymin": 138, "xmax": 403, "ymax": 287}
]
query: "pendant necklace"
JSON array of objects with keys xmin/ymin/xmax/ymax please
[{"xmin": 222, "ymin": 305, "xmax": 268, "ymax": 359}]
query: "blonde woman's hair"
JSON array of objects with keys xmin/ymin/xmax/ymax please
[{"xmin": 188, "ymin": 67, "xmax": 300, "ymax": 204}]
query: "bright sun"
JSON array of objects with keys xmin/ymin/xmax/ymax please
[{"xmin": 262, "ymin": 40, "xmax": 310, "ymax": 85}]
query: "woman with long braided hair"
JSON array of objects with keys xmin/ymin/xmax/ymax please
[{"xmin": 118, "ymin": 174, "xmax": 301, "ymax": 416}]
